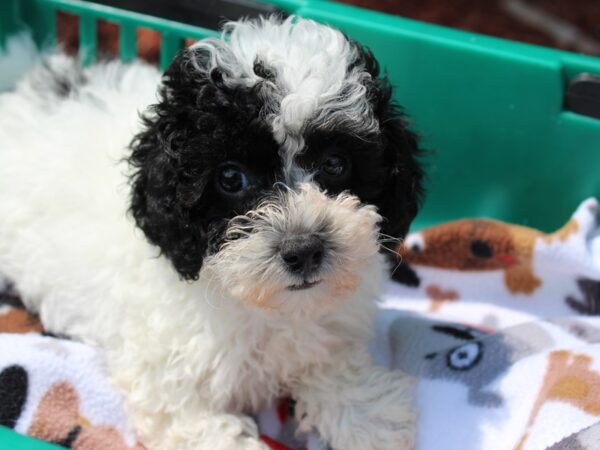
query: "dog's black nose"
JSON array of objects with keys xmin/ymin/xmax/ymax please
[{"xmin": 280, "ymin": 234, "xmax": 324, "ymax": 275}]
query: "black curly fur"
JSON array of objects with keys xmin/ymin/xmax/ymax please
[
  {"xmin": 129, "ymin": 48, "xmax": 281, "ymax": 279},
  {"xmin": 129, "ymin": 40, "xmax": 424, "ymax": 280},
  {"xmin": 303, "ymin": 42, "xmax": 424, "ymax": 251}
]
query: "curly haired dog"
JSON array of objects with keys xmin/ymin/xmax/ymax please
[{"xmin": 0, "ymin": 16, "xmax": 423, "ymax": 450}]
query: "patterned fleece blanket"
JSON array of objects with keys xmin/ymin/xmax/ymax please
[{"xmin": 1, "ymin": 198, "xmax": 599, "ymax": 450}]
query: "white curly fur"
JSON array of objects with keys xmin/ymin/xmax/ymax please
[
  {"xmin": 0, "ymin": 18, "xmax": 415, "ymax": 450},
  {"xmin": 208, "ymin": 184, "xmax": 382, "ymax": 319}
]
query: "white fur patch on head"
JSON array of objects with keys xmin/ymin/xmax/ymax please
[
  {"xmin": 204, "ymin": 183, "xmax": 382, "ymax": 319},
  {"xmin": 190, "ymin": 16, "xmax": 380, "ymax": 177}
]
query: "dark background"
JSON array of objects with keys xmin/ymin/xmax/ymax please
[
  {"xmin": 342, "ymin": 0, "xmax": 600, "ymax": 56},
  {"xmin": 58, "ymin": 0, "xmax": 600, "ymax": 62}
]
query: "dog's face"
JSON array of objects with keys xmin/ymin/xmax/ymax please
[{"xmin": 129, "ymin": 17, "xmax": 423, "ymax": 316}]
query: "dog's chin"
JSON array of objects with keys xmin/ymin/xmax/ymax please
[
  {"xmin": 208, "ymin": 257, "xmax": 371, "ymax": 320},
  {"xmin": 226, "ymin": 273, "xmax": 359, "ymax": 319}
]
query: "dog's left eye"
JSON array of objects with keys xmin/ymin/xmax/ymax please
[
  {"xmin": 216, "ymin": 163, "xmax": 249, "ymax": 195},
  {"xmin": 319, "ymin": 152, "xmax": 350, "ymax": 178}
]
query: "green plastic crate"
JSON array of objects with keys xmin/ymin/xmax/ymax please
[
  {"xmin": 1, "ymin": 0, "xmax": 600, "ymax": 447},
  {"xmin": 1, "ymin": 0, "xmax": 600, "ymax": 228}
]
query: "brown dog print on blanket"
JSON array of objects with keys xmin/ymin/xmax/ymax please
[
  {"xmin": 0, "ymin": 283, "xmax": 43, "ymax": 333},
  {"xmin": 395, "ymin": 218, "xmax": 580, "ymax": 295},
  {"xmin": 28, "ymin": 381, "xmax": 145, "ymax": 450},
  {"xmin": 0, "ymin": 307, "xmax": 43, "ymax": 334},
  {"xmin": 516, "ymin": 350, "xmax": 600, "ymax": 450},
  {"xmin": 541, "ymin": 219, "xmax": 579, "ymax": 244},
  {"xmin": 425, "ymin": 284, "xmax": 459, "ymax": 312}
]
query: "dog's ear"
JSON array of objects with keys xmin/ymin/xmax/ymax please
[
  {"xmin": 378, "ymin": 109, "xmax": 424, "ymax": 240},
  {"xmin": 129, "ymin": 48, "xmax": 212, "ymax": 280},
  {"xmin": 353, "ymin": 42, "xmax": 425, "ymax": 242}
]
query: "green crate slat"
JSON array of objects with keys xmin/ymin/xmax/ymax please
[
  {"xmin": 118, "ymin": 21, "xmax": 136, "ymax": 62},
  {"xmin": 44, "ymin": 0, "xmax": 218, "ymax": 42},
  {"xmin": 79, "ymin": 12, "xmax": 96, "ymax": 65},
  {"xmin": 160, "ymin": 31, "xmax": 182, "ymax": 71},
  {"xmin": 0, "ymin": 0, "xmax": 20, "ymax": 48}
]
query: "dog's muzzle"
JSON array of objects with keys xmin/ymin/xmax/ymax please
[{"xmin": 204, "ymin": 183, "xmax": 381, "ymax": 316}]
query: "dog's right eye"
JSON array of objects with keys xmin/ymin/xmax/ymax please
[{"xmin": 216, "ymin": 163, "xmax": 250, "ymax": 195}]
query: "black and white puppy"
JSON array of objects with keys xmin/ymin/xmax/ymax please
[{"xmin": 0, "ymin": 16, "xmax": 423, "ymax": 450}]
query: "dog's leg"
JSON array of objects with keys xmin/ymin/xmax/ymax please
[
  {"xmin": 123, "ymin": 402, "xmax": 270, "ymax": 450},
  {"xmin": 108, "ymin": 356, "xmax": 270, "ymax": 450},
  {"xmin": 293, "ymin": 350, "xmax": 416, "ymax": 450}
]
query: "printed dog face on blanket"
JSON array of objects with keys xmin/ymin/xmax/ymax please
[
  {"xmin": 129, "ymin": 17, "xmax": 423, "ymax": 317},
  {"xmin": 389, "ymin": 317, "xmax": 553, "ymax": 407}
]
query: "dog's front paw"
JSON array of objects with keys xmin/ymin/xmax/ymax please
[
  {"xmin": 234, "ymin": 437, "xmax": 272, "ymax": 450},
  {"xmin": 296, "ymin": 370, "xmax": 416, "ymax": 450}
]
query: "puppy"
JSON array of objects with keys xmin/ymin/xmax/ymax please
[{"xmin": 0, "ymin": 16, "xmax": 423, "ymax": 450}]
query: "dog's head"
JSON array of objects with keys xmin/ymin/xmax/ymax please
[{"xmin": 129, "ymin": 16, "xmax": 423, "ymax": 316}]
